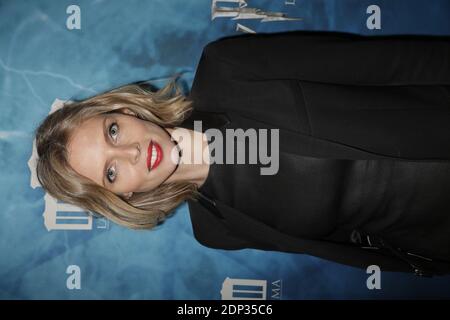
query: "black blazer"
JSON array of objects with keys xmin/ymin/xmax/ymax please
[{"xmin": 183, "ymin": 30, "xmax": 450, "ymax": 276}]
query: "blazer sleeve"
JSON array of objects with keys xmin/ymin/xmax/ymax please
[
  {"xmin": 198, "ymin": 198, "xmax": 450, "ymax": 275},
  {"xmin": 202, "ymin": 30, "xmax": 450, "ymax": 86}
]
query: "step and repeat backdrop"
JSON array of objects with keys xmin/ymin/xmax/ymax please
[{"xmin": 1, "ymin": 0, "xmax": 450, "ymax": 299}]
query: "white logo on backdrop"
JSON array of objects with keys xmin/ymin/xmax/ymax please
[
  {"xmin": 28, "ymin": 98, "xmax": 109, "ymax": 231},
  {"xmin": 211, "ymin": 0, "xmax": 302, "ymax": 33},
  {"xmin": 221, "ymin": 277, "xmax": 268, "ymax": 300},
  {"xmin": 221, "ymin": 277, "xmax": 283, "ymax": 300}
]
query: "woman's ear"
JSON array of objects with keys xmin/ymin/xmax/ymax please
[
  {"xmin": 118, "ymin": 108, "xmax": 137, "ymax": 117},
  {"xmin": 122, "ymin": 192, "xmax": 133, "ymax": 200}
]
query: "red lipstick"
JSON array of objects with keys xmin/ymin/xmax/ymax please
[{"xmin": 147, "ymin": 140, "xmax": 163, "ymax": 172}]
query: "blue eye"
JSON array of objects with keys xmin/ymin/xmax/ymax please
[
  {"xmin": 109, "ymin": 122, "xmax": 119, "ymax": 140},
  {"xmin": 106, "ymin": 166, "xmax": 116, "ymax": 184}
]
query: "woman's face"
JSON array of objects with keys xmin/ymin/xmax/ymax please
[{"xmin": 67, "ymin": 108, "xmax": 179, "ymax": 198}]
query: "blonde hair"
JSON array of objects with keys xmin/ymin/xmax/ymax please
[{"xmin": 34, "ymin": 77, "xmax": 200, "ymax": 230}]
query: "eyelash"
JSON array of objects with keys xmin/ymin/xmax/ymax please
[{"xmin": 106, "ymin": 122, "xmax": 119, "ymax": 184}]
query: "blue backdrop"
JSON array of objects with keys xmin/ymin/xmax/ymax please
[{"xmin": 1, "ymin": 0, "xmax": 450, "ymax": 299}]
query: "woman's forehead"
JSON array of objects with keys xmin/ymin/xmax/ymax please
[
  {"xmin": 69, "ymin": 115, "xmax": 103, "ymax": 143},
  {"xmin": 67, "ymin": 115, "xmax": 107, "ymax": 186}
]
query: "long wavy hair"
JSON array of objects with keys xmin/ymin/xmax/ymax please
[{"xmin": 34, "ymin": 77, "xmax": 200, "ymax": 230}]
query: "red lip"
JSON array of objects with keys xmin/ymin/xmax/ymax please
[{"xmin": 147, "ymin": 140, "xmax": 163, "ymax": 172}]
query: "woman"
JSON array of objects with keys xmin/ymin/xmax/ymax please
[{"xmin": 35, "ymin": 30, "xmax": 450, "ymax": 276}]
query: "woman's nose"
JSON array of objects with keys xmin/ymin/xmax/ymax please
[{"xmin": 115, "ymin": 143, "xmax": 140, "ymax": 164}]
